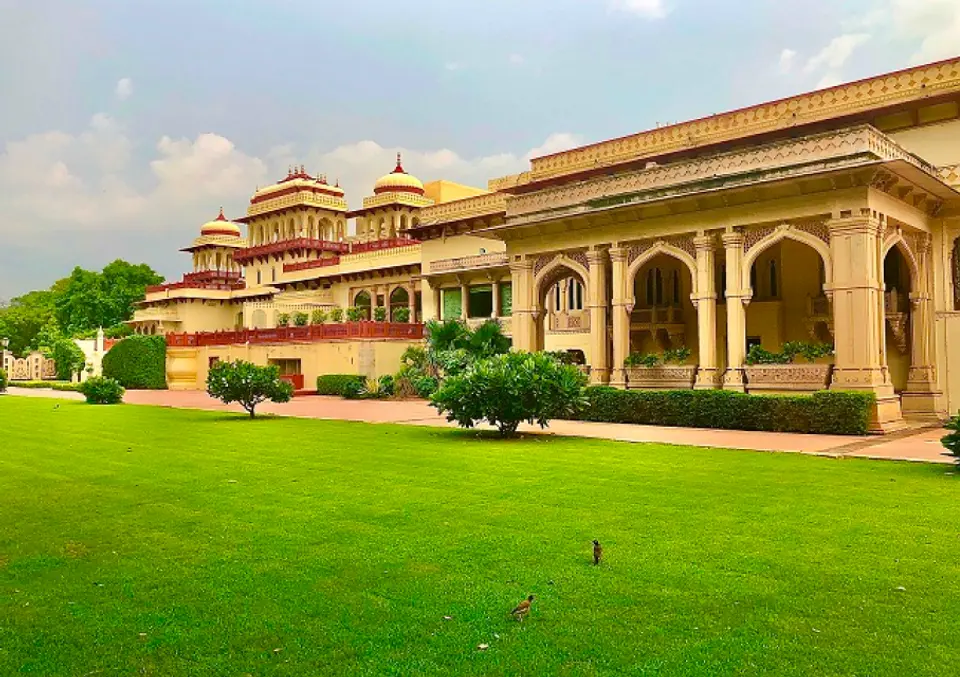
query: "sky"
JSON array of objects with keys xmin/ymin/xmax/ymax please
[{"xmin": 1, "ymin": 0, "xmax": 958, "ymax": 298}]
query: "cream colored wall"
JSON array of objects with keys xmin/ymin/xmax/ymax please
[
  {"xmin": 543, "ymin": 331, "xmax": 591, "ymax": 361},
  {"xmin": 422, "ymin": 180, "xmax": 490, "ymax": 205},
  {"xmin": 889, "ymin": 117, "xmax": 960, "ymax": 167},
  {"xmin": 167, "ymin": 339, "xmax": 422, "ymax": 390},
  {"xmin": 175, "ymin": 300, "xmax": 240, "ymax": 333},
  {"xmin": 420, "ymin": 235, "xmax": 505, "ymax": 266}
]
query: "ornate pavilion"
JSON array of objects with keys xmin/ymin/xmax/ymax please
[{"xmin": 132, "ymin": 57, "xmax": 960, "ymax": 431}]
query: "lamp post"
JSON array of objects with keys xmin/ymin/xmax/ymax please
[{"xmin": 1, "ymin": 337, "xmax": 9, "ymax": 375}]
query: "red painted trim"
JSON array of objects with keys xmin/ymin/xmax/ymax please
[
  {"xmin": 251, "ymin": 184, "xmax": 344, "ymax": 205},
  {"xmin": 165, "ymin": 322, "xmax": 425, "ymax": 347},
  {"xmin": 200, "ymin": 227, "xmax": 241, "ymax": 237},
  {"xmin": 373, "ymin": 184, "xmax": 424, "ymax": 196}
]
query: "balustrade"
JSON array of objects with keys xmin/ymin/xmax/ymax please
[{"xmin": 165, "ymin": 321, "xmax": 424, "ymax": 347}]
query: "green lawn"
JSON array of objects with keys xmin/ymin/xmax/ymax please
[{"xmin": 0, "ymin": 397, "xmax": 957, "ymax": 676}]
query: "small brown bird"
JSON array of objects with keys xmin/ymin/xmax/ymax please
[
  {"xmin": 593, "ymin": 539, "xmax": 603, "ymax": 565},
  {"xmin": 511, "ymin": 594, "xmax": 535, "ymax": 622}
]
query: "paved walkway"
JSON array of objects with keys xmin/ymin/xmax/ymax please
[{"xmin": 4, "ymin": 387, "xmax": 955, "ymax": 464}]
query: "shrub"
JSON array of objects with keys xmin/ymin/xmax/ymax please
[
  {"xmin": 941, "ymin": 413, "xmax": 960, "ymax": 463},
  {"xmin": 293, "ymin": 312, "xmax": 308, "ymax": 327},
  {"xmin": 206, "ymin": 360, "xmax": 293, "ymax": 417},
  {"xmin": 431, "ymin": 351, "xmax": 589, "ymax": 436},
  {"xmin": 378, "ymin": 374, "xmax": 395, "ymax": 397},
  {"xmin": 393, "ymin": 307, "xmax": 411, "ymax": 323},
  {"xmin": 316, "ymin": 374, "xmax": 367, "ymax": 396},
  {"xmin": 330, "ymin": 307, "xmax": 344, "ymax": 323},
  {"xmin": 102, "ymin": 335, "xmax": 167, "ymax": 389},
  {"xmin": 347, "ymin": 306, "xmax": 365, "ymax": 322},
  {"xmin": 311, "ymin": 309, "xmax": 328, "ymax": 325},
  {"xmin": 425, "ymin": 319, "xmax": 469, "ymax": 353},
  {"xmin": 466, "ymin": 319, "xmax": 511, "ymax": 359},
  {"xmin": 0, "ymin": 368, "xmax": 7, "ymax": 392},
  {"xmin": 276, "ymin": 313, "xmax": 290, "ymax": 327},
  {"xmin": 79, "ymin": 376, "xmax": 125, "ymax": 404},
  {"xmin": 746, "ymin": 341, "xmax": 834, "ymax": 365},
  {"xmin": 575, "ymin": 388, "xmax": 875, "ymax": 435},
  {"xmin": 9, "ymin": 380, "xmax": 82, "ymax": 392},
  {"xmin": 52, "ymin": 339, "xmax": 86, "ymax": 381},
  {"xmin": 373, "ymin": 306, "xmax": 387, "ymax": 322},
  {"xmin": 663, "ymin": 347, "xmax": 692, "ymax": 364},
  {"xmin": 625, "ymin": 353, "xmax": 660, "ymax": 368}
]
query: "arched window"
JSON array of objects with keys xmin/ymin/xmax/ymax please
[
  {"xmin": 646, "ymin": 268, "xmax": 664, "ymax": 305},
  {"xmin": 769, "ymin": 260, "xmax": 778, "ymax": 298},
  {"xmin": 567, "ymin": 278, "xmax": 584, "ymax": 311},
  {"xmin": 554, "ymin": 283, "xmax": 562, "ymax": 311}
]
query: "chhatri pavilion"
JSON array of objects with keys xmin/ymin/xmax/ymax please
[{"xmin": 132, "ymin": 56, "xmax": 960, "ymax": 431}]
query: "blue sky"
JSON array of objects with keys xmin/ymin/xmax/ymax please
[{"xmin": 1, "ymin": 0, "xmax": 957, "ymax": 298}]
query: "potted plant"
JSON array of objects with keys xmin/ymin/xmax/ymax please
[
  {"xmin": 311, "ymin": 309, "xmax": 328, "ymax": 325},
  {"xmin": 373, "ymin": 306, "xmax": 387, "ymax": 322},
  {"xmin": 330, "ymin": 307, "xmax": 344, "ymax": 323},
  {"xmin": 624, "ymin": 347, "xmax": 697, "ymax": 389},
  {"xmin": 276, "ymin": 313, "xmax": 290, "ymax": 327},
  {"xmin": 393, "ymin": 307, "xmax": 411, "ymax": 323},
  {"xmin": 293, "ymin": 312, "xmax": 308, "ymax": 327},
  {"xmin": 743, "ymin": 341, "xmax": 834, "ymax": 393},
  {"xmin": 346, "ymin": 306, "xmax": 365, "ymax": 322}
]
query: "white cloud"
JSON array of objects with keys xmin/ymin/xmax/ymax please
[
  {"xmin": 508, "ymin": 53, "xmax": 525, "ymax": 66},
  {"xmin": 804, "ymin": 33, "xmax": 870, "ymax": 73},
  {"xmin": 525, "ymin": 133, "xmax": 584, "ymax": 159},
  {"xmin": 883, "ymin": 0, "xmax": 960, "ymax": 64},
  {"xmin": 444, "ymin": 61, "xmax": 462, "ymax": 71},
  {"xmin": 815, "ymin": 74, "xmax": 843, "ymax": 89},
  {"xmin": 778, "ymin": 48, "xmax": 797, "ymax": 74},
  {"xmin": 115, "ymin": 77, "xmax": 133, "ymax": 101},
  {"xmin": 609, "ymin": 0, "xmax": 668, "ymax": 19}
]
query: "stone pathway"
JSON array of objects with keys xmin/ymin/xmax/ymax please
[{"xmin": 4, "ymin": 387, "xmax": 954, "ymax": 464}]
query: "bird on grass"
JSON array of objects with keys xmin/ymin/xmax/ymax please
[
  {"xmin": 53, "ymin": 404, "xmax": 60, "ymax": 410},
  {"xmin": 593, "ymin": 539, "xmax": 603, "ymax": 565},
  {"xmin": 511, "ymin": 594, "xmax": 535, "ymax": 622}
]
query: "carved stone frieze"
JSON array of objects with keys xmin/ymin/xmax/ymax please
[{"xmin": 744, "ymin": 364, "xmax": 833, "ymax": 392}]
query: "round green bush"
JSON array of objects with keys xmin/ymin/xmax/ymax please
[
  {"xmin": 0, "ymin": 368, "xmax": 7, "ymax": 393},
  {"xmin": 52, "ymin": 339, "xmax": 86, "ymax": 381},
  {"xmin": 102, "ymin": 335, "xmax": 167, "ymax": 389},
  {"xmin": 79, "ymin": 376, "xmax": 125, "ymax": 404}
]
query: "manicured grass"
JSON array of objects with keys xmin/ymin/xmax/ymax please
[{"xmin": 0, "ymin": 397, "xmax": 957, "ymax": 676}]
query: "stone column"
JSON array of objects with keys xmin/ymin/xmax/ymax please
[
  {"xmin": 587, "ymin": 247, "xmax": 610, "ymax": 385},
  {"xmin": 828, "ymin": 215, "xmax": 903, "ymax": 431},
  {"xmin": 609, "ymin": 246, "xmax": 630, "ymax": 388},
  {"xmin": 902, "ymin": 233, "xmax": 942, "ymax": 417},
  {"xmin": 722, "ymin": 231, "xmax": 747, "ymax": 391},
  {"xmin": 407, "ymin": 281, "xmax": 417, "ymax": 323},
  {"xmin": 693, "ymin": 233, "xmax": 720, "ymax": 389},
  {"xmin": 509, "ymin": 258, "xmax": 536, "ymax": 351},
  {"xmin": 492, "ymin": 280, "xmax": 501, "ymax": 319},
  {"xmin": 460, "ymin": 281, "xmax": 470, "ymax": 321}
]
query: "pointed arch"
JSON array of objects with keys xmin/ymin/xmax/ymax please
[
  {"xmin": 741, "ymin": 225, "xmax": 832, "ymax": 292},
  {"xmin": 533, "ymin": 254, "xmax": 590, "ymax": 303},
  {"xmin": 626, "ymin": 241, "xmax": 699, "ymax": 301},
  {"xmin": 882, "ymin": 231, "xmax": 920, "ymax": 288}
]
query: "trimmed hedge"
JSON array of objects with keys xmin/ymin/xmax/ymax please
[
  {"xmin": 574, "ymin": 387, "xmax": 875, "ymax": 436},
  {"xmin": 6, "ymin": 380, "xmax": 82, "ymax": 392},
  {"xmin": 102, "ymin": 335, "xmax": 167, "ymax": 389},
  {"xmin": 79, "ymin": 376, "xmax": 125, "ymax": 404},
  {"xmin": 316, "ymin": 374, "xmax": 367, "ymax": 396}
]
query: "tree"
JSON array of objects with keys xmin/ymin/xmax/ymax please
[
  {"xmin": 206, "ymin": 360, "xmax": 294, "ymax": 418},
  {"xmin": 0, "ymin": 290, "xmax": 58, "ymax": 356},
  {"xmin": 54, "ymin": 260, "xmax": 163, "ymax": 335},
  {"xmin": 52, "ymin": 339, "xmax": 86, "ymax": 381},
  {"xmin": 941, "ymin": 413, "xmax": 960, "ymax": 463},
  {"xmin": 430, "ymin": 352, "xmax": 588, "ymax": 436}
]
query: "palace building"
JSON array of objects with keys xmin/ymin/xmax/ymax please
[{"xmin": 132, "ymin": 57, "xmax": 960, "ymax": 431}]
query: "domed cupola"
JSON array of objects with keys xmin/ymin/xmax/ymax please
[
  {"xmin": 199, "ymin": 208, "xmax": 242, "ymax": 237},
  {"xmin": 373, "ymin": 153, "xmax": 425, "ymax": 196}
]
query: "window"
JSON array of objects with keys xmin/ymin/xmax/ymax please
[
  {"xmin": 746, "ymin": 336, "xmax": 762, "ymax": 353},
  {"xmin": 769, "ymin": 260, "xmax": 779, "ymax": 298},
  {"xmin": 750, "ymin": 265, "xmax": 758, "ymax": 296},
  {"xmin": 567, "ymin": 279, "xmax": 584, "ymax": 310},
  {"xmin": 499, "ymin": 282, "xmax": 513, "ymax": 316},
  {"xmin": 256, "ymin": 270, "xmax": 262, "ymax": 285},
  {"xmin": 646, "ymin": 268, "xmax": 663, "ymax": 306},
  {"xmin": 672, "ymin": 270, "xmax": 680, "ymax": 304},
  {"xmin": 468, "ymin": 285, "xmax": 493, "ymax": 318}
]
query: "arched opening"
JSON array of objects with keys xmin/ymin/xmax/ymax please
[
  {"xmin": 534, "ymin": 261, "xmax": 590, "ymax": 356},
  {"xmin": 629, "ymin": 252, "xmax": 696, "ymax": 360},
  {"xmin": 354, "ymin": 291, "xmax": 372, "ymax": 320},
  {"xmin": 287, "ymin": 218, "xmax": 295, "ymax": 240},
  {"xmin": 744, "ymin": 238, "xmax": 832, "ymax": 363},
  {"xmin": 883, "ymin": 244, "xmax": 913, "ymax": 393},
  {"xmin": 389, "ymin": 287, "xmax": 410, "ymax": 321},
  {"xmin": 320, "ymin": 218, "xmax": 333, "ymax": 241},
  {"xmin": 251, "ymin": 310, "xmax": 267, "ymax": 329},
  {"xmin": 308, "ymin": 215, "xmax": 316, "ymax": 239}
]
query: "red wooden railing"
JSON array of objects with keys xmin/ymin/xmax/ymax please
[
  {"xmin": 146, "ymin": 279, "xmax": 246, "ymax": 294},
  {"xmin": 348, "ymin": 237, "xmax": 420, "ymax": 254},
  {"xmin": 283, "ymin": 256, "xmax": 341, "ymax": 273},
  {"xmin": 165, "ymin": 321, "xmax": 424, "ymax": 347},
  {"xmin": 233, "ymin": 238, "xmax": 350, "ymax": 263}
]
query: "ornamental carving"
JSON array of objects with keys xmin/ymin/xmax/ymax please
[
  {"xmin": 743, "ymin": 225, "xmax": 776, "ymax": 252},
  {"xmin": 533, "ymin": 255, "xmax": 553, "ymax": 276},
  {"xmin": 568, "ymin": 250, "xmax": 589, "ymax": 271},
  {"xmin": 4, "ymin": 352, "xmax": 57, "ymax": 382},
  {"xmin": 953, "ymin": 237, "xmax": 960, "ymax": 310},
  {"xmin": 627, "ymin": 242, "xmax": 653, "ymax": 264},
  {"xmin": 668, "ymin": 236, "xmax": 695, "ymax": 260},
  {"xmin": 885, "ymin": 313, "xmax": 909, "ymax": 354},
  {"xmin": 625, "ymin": 365, "xmax": 698, "ymax": 390},
  {"xmin": 796, "ymin": 222, "xmax": 830, "ymax": 245},
  {"xmin": 743, "ymin": 364, "xmax": 833, "ymax": 391}
]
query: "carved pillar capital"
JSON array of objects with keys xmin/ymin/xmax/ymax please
[
  {"xmin": 721, "ymin": 231, "xmax": 744, "ymax": 248},
  {"xmin": 694, "ymin": 233, "xmax": 717, "ymax": 251}
]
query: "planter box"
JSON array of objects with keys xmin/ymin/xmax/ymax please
[
  {"xmin": 626, "ymin": 365, "xmax": 698, "ymax": 390},
  {"xmin": 744, "ymin": 363, "xmax": 833, "ymax": 393}
]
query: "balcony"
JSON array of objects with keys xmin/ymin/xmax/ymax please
[
  {"xmin": 349, "ymin": 237, "xmax": 420, "ymax": 254},
  {"xmin": 233, "ymin": 238, "xmax": 349, "ymax": 263},
  {"xmin": 146, "ymin": 273, "xmax": 246, "ymax": 294},
  {"xmin": 283, "ymin": 257, "xmax": 341, "ymax": 273},
  {"xmin": 166, "ymin": 321, "xmax": 425, "ymax": 347},
  {"xmin": 429, "ymin": 252, "xmax": 508, "ymax": 274}
]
